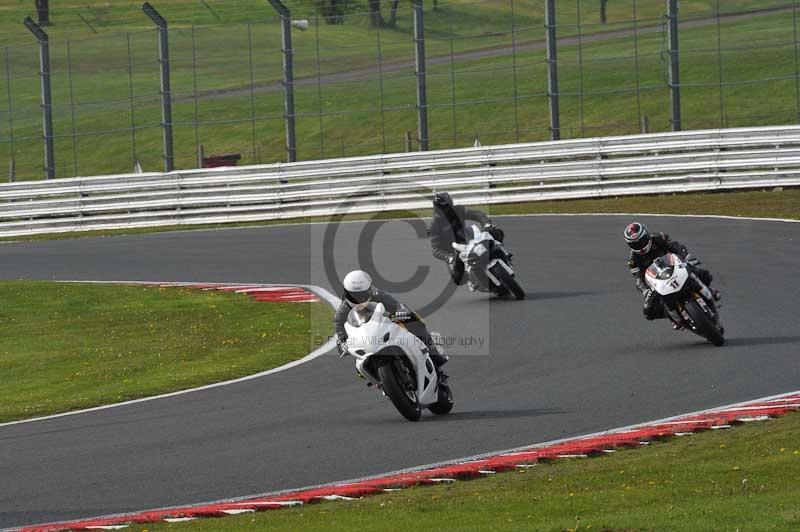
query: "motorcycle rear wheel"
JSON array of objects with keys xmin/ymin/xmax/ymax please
[
  {"xmin": 378, "ymin": 360, "xmax": 422, "ymax": 421},
  {"xmin": 685, "ymin": 299, "xmax": 725, "ymax": 346}
]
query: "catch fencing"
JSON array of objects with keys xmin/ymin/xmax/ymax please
[
  {"xmin": 0, "ymin": 124, "xmax": 797, "ymax": 237},
  {"xmin": 1, "ymin": 0, "xmax": 799, "ymax": 181}
]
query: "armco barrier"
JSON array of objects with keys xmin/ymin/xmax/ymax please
[{"xmin": 2, "ymin": 125, "xmax": 799, "ymax": 237}]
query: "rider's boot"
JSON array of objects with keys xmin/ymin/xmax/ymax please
[
  {"xmin": 468, "ymin": 279, "xmax": 478, "ymax": 292},
  {"xmin": 429, "ymin": 349, "xmax": 449, "ymax": 386},
  {"xmin": 436, "ymin": 366, "xmax": 449, "ymax": 386}
]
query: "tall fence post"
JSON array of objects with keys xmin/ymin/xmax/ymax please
[
  {"xmin": 24, "ymin": 17, "xmax": 55, "ymax": 179},
  {"xmin": 667, "ymin": 0, "xmax": 682, "ymax": 131},
  {"xmin": 4, "ymin": 47, "xmax": 17, "ymax": 182},
  {"xmin": 545, "ymin": 0, "xmax": 560, "ymax": 141},
  {"xmin": 142, "ymin": 2, "xmax": 175, "ymax": 172},
  {"xmin": 412, "ymin": 0, "xmax": 429, "ymax": 151},
  {"xmin": 268, "ymin": 0, "xmax": 297, "ymax": 162}
]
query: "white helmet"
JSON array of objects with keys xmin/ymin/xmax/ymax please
[{"xmin": 343, "ymin": 270, "xmax": 373, "ymax": 307}]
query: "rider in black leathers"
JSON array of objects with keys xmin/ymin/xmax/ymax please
[
  {"xmin": 429, "ymin": 192, "xmax": 505, "ymax": 286},
  {"xmin": 624, "ymin": 222, "xmax": 718, "ymax": 322},
  {"xmin": 333, "ymin": 271, "xmax": 448, "ymax": 380}
]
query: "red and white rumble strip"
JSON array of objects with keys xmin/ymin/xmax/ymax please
[
  {"xmin": 135, "ymin": 282, "xmax": 321, "ymax": 303},
  {"xmin": 18, "ymin": 391, "xmax": 800, "ymax": 532}
]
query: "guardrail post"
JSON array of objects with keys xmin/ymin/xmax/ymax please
[
  {"xmin": 667, "ymin": 0, "xmax": 682, "ymax": 131},
  {"xmin": 24, "ymin": 17, "xmax": 55, "ymax": 179},
  {"xmin": 142, "ymin": 2, "xmax": 175, "ymax": 172},
  {"xmin": 267, "ymin": 0, "xmax": 297, "ymax": 162},
  {"xmin": 412, "ymin": 0, "xmax": 429, "ymax": 151},
  {"xmin": 545, "ymin": 0, "xmax": 560, "ymax": 141}
]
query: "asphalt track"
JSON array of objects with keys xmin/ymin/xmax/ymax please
[{"xmin": 1, "ymin": 214, "xmax": 799, "ymax": 529}]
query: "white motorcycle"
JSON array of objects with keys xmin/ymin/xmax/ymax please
[
  {"xmin": 644, "ymin": 253, "xmax": 724, "ymax": 346},
  {"xmin": 343, "ymin": 302, "xmax": 453, "ymax": 421},
  {"xmin": 452, "ymin": 224, "xmax": 524, "ymax": 299}
]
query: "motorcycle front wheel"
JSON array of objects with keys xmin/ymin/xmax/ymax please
[
  {"xmin": 428, "ymin": 382, "xmax": 454, "ymax": 415},
  {"xmin": 684, "ymin": 299, "xmax": 725, "ymax": 346},
  {"xmin": 378, "ymin": 360, "xmax": 422, "ymax": 421},
  {"xmin": 490, "ymin": 263, "xmax": 525, "ymax": 300}
]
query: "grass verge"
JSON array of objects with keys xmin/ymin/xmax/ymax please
[
  {"xmin": 140, "ymin": 412, "xmax": 800, "ymax": 531},
  {"xmin": 0, "ymin": 281, "xmax": 332, "ymax": 422},
  {"xmin": 1, "ymin": 188, "xmax": 797, "ymax": 244},
  {"xmin": 487, "ymin": 188, "xmax": 800, "ymax": 220}
]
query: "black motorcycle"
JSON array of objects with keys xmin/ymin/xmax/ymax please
[{"xmin": 644, "ymin": 253, "xmax": 724, "ymax": 346}]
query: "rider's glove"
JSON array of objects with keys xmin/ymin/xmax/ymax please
[
  {"xmin": 684, "ymin": 253, "xmax": 700, "ymax": 266},
  {"xmin": 336, "ymin": 338, "xmax": 348, "ymax": 357}
]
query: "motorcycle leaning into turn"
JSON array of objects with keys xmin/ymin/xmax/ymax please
[
  {"xmin": 644, "ymin": 253, "xmax": 725, "ymax": 346},
  {"xmin": 341, "ymin": 302, "xmax": 454, "ymax": 421},
  {"xmin": 451, "ymin": 224, "xmax": 525, "ymax": 300}
]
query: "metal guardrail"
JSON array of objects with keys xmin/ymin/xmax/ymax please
[{"xmin": 1, "ymin": 125, "xmax": 799, "ymax": 237}]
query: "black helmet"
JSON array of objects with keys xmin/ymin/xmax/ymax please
[
  {"xmin": 623, "ymin": 222, "xmax": 652, "ymax": 254},
  {"xmin": 433, "ymin": 192, "xmax": 453, "ymax": 209}
]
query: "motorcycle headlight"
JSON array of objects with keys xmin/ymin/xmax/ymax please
[{"xmin": 656, "ymin": 267, "xmax": 675, "ymax": 280}]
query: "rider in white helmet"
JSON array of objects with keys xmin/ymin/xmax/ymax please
[{"xmin": 334, "ymin": 270, "xmax": 448, "ymax": 380}]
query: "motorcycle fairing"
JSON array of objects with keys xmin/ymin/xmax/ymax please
[
  {"xmin": 645, "ymin": 253, "xmax": 689, "ymax": 296},
  {"xmin": 453, "ymin": 225, "xmax": 514, "ymax": 291},
  {"xmin": 344, "ymin": 302, "xmax": 439, "ymax": 406}
]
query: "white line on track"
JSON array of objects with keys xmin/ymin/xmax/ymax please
[
  {"xmin": 2, "ymin": 213, "xmax": 798, "ymax": 530},
  {"xmin": 220, "ymin": 389, "xmax": 800, "ymax": 500},
  {"xmin": 493, "ymin": 212, "xmax": 800, "ymax": 224},
  {"xmin": 2, "ymin": 210, "xmax": 794, "ymax": 247},
  {"xmin": 2, "ymin": 211, "xmax": 797, "ymax": 425},
  {"xmin": 11, "ymin": 389, "xmax": 796, "ymax": 532},
  {"xmin": 0, "ymin": 282, "xmax": 341, "ymax": 429}
]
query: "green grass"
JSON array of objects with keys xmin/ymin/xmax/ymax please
[
  {"xmin": 0, "ymin": 280, "xmax": 332, "ymax": 422},
  {"xmin": 486, "ymin": 188, "xmax": 800, "ymax": 220},
  {"xmin": 1, "ymin": 188, "xmax": 796, "ymax": 243},
  {"xmin": 1, "ymin": 1, "xmax": 796, "ymax": 180},
  {"xmin": 135, "ymin": 412, "xmax": 800, "ymax": 531}
]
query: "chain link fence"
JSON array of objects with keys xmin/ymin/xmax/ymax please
[{"xmin": 1, "ymin": 0, "xmax": 798, "ymax": 181}]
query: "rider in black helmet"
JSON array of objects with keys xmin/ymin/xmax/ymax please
[
  {"xmin": 624, "ymin": 222, "xmax": 719, "ymax": 327},
  {"xmin": 429, "ymin": 192, "xmax": 505, "ymax": 288}
]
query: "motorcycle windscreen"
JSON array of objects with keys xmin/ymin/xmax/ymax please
[
  {"xmin": 347, "ymin": 302, "xmax": 378, "ymax": 327},
  {"xmin": 464, "ymin": 220, "xmax": 484, "ymax": 239},
  {"xmin": 645, "ymin": 255, "xmax": 676, "ymax": 281}
]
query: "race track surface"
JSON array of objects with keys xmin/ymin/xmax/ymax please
[{"xmin": 1, "ymin": 215, "xmax": 799, "ymax": 529}]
